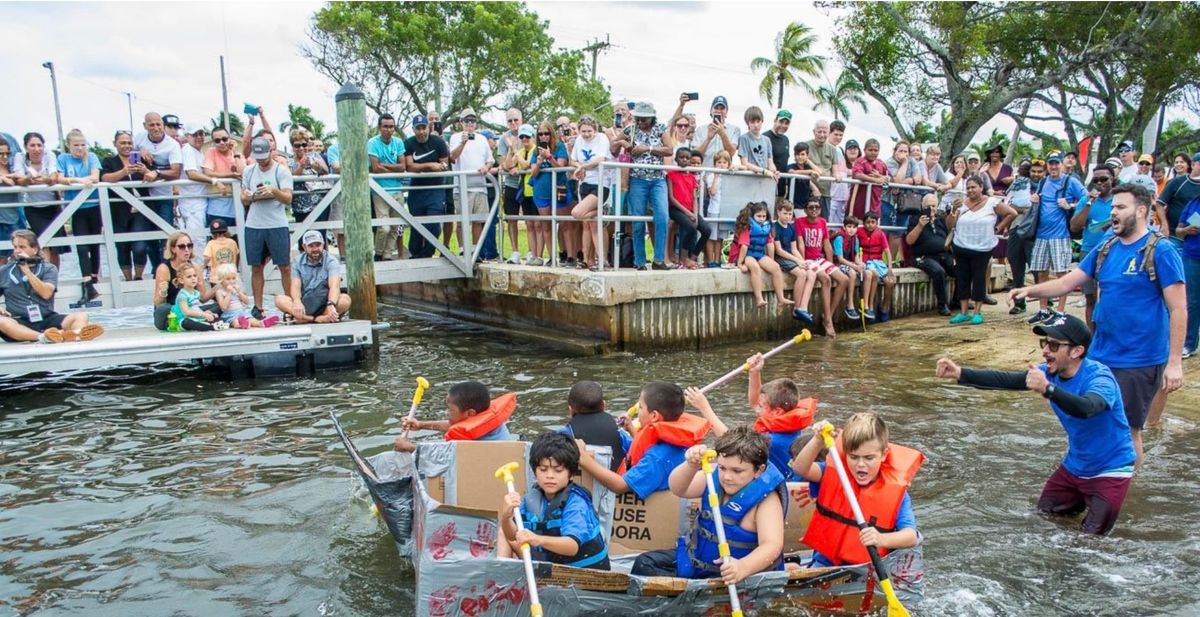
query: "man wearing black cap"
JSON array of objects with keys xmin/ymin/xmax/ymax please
[
  {"xmin": 935, "ymin": 313, "xmax": 1135, "ymax": 535},
  {"xmin": 1116, "ymin": 141, "xmax": 1137, "ymax": 183},
  {"xmin": 162, "ymin": 114, "xmax": 183, "ymax": 145},
  {"xmin": 691, "ymin": 95, "xmax": 740, "ymax": 168}
]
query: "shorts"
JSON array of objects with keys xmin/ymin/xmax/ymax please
[
  {"xmin": 1111, "ymin": 364, "xmax": 1165, "ymax": 430},
  {"xmin": 807, "ymin": 258, "xmax": 838, "ymax": 276},
  {"xmin": 1037, "ymin": 464, "xmax": 1131, "ymax": 535},
  {"xmin": 303, "ymin": 292, "xmax": 330, "ymax": 316},
  {"xmin": 502, "ymin": 186, "xmax": 526, "ymax": 216},
  {"xmin": 244, "ymin": 226, "xmax": 291, "ymax": 266},
  {"xmin": 222, "ymin": 307, "xmax": 253, "ymax": 323},
  {"xmin": 1030, "ymin": 237, "xmax": 1073, "ymax": 273},
  {"xmin": 864, "ymin": 259, "xmax": 889, "ymax": 279},
  {"xmin": 4, "ymin": 312, "xmax": 67, "ymax": 339},
  {"xmin": 533, "ymin": 197, "xmax": 554, "ymax": 211},
  {"xmin": 838, "ymin": 264, "xmax": 865, "ymax": 281},
  {"xmin": 453, "ymin": 191, "xmax": 489, "ymax": 217},
  {"xmin": 778, "ymin": 258, "xmax": 800, "ymax": 273}
]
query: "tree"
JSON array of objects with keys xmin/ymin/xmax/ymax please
[
  {"xmin": 811, "ymin": 71, "xmax": 868, "ymax": 121},
  {"xmin": 280, "ymin": 104, "xmax": 335, "ymax": 142},
  {"xmin": 210, "ymin": 112, "xmax": 245, "ymax": 136},
  {"xmin": 302, "ymin": 2, "xmax": 610, "ymax": 131},
  {"xmin": 1159, "ymin": 119, "xmax": 1200, "ymax": 162},
  {"xmin": 88, "ymin": 142, "xmax": 115, "ymax": 160},
  {"xmin": 829, "ymin": 3, "xmax": 1196, "ymax": 159},
  {"xmin": 751, "ymin": 22, "xmax": 825, "ymax": 109}
]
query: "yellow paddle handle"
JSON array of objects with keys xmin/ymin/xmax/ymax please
[
  {"xmin": 701, "ymin": 449, "xmax": 717, "ymax": 474},
  {"xmin": 819, "ymin": 422, "xmax": 835, "ymax": 448},
  {"xmin": 494, "ymin": 461, "xmax": 518, "ymax": 484},
  {"xmin": 412, "ymin": 377, "xmax": 431, "ymax": 406}
]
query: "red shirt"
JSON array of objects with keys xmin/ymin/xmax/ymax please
[
  {"xmin": 850, "ymin": 157, "xmax": 888, "ymax": 219},
  {"xmin": 794, "ymin": 217, "xmax": 829, "ymax": 261},
  {"xmin": 666, "ymin": 170, "xmax": 699, "ymax": 212},
  {"xmin": 857, "ymin": 227, "xmax": 888, "ymax": 261}
]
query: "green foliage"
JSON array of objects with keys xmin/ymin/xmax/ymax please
[
  {"xmin": 303, "ymin": 2, "xmax": 609, "ymax": 130},
  {"xmin": 751, "ymin": 22, "xmax": 825, "ymax": 108},
  {"xmin": 88, "ymin": 142, "xmax": 115, "ymax": 160},
  {"xmin": 282, "ymin": 104, "xmax": 334, "ymax": 142},
  {"xmin": 812, "ymin": 71, "xmax": 868, "ymax": 121},
  {"xmin": 1160, "ymin": 119, "xmax": 1200, "ymax": 160},
  {"xmin": 210, "ymin": 112, "xmax": 245, "ymax": 136}
]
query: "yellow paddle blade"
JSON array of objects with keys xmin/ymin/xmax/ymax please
[{"xmin": 880, "ymin": 578, "xmax": 911, "ymax": 617}]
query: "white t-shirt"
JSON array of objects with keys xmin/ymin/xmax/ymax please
[
  {"xmin": 133, "ymin": 132, "xmax": 182, "ymax": 198},
  {"xmin": 12, "ymin": 153, "xmax": 60, "ymax": 206},
  {"xmin": 447, "ymin": 132, "xmax": 493, "ymax": 191},
  {"xmin": 178, "ymin": 144, "xmax": 208, "ymax": 206},
  {"xmin": 570, "ymin": 133, "xmax": 611, "ymax": 186},
  {"xmin": 242, "ymin": 162, "xmax": 294, "ymax": 229},
  {"xmin": 1119, "ymin": 164, "xmax": 1139, "ymax": 183},
  {"xmin": 952, "ymin": 197, "xmax": 999, "ymax": 252}
]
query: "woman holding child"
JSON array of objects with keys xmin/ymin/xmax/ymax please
[{"xmin": 152, "ymin": 230, "xmax": 214, "ymax": 330}]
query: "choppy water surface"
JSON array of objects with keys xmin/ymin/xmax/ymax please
[{"xmin": 2, "ymin": 307, "xmax": 1198, "ymax": 616}]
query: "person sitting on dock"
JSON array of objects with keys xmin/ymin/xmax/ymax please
[
  {"xmin": 215, "ymin": 264, "xmax": 277, "ymax": 329},
  {"xmin": 0, "ymin": 230, "xmax": 103, "ymax": 343},
  {"xmin": 630, "ymin": 426, "xmax": 786, "ymax": 584},
  {"xmin": 497, "ymin": 431, "xmax": 610, "ymax": 570},
  {"xmin": 172, "ymin": 263, "xmax": 222, "ymax": 331},
  {"xmin": 935, "ymin": 314, "xmax": 1135, "ymax": 535},
  {"xmin": 153, "ymin": 231, "xmax": 214, "ymax": 331},
  {"xmin": 274, "ymin": 231, "xmax": 351, "ymax": 324},
  {"xmin": 577, "ymin": 381, "xmax": 711, "ymax": 501},
  {"xmin": 393, "ymin": 381, "xmax": 516, "ymax": 452},
  {"xmin": 790, "ymin": 413, "xmax": 923, "ymax": 568},
  {"xmin": 560, "ymin": 380, "xmax": 629, "ymax": 473}
]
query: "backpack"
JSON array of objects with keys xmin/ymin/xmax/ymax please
[
  {"xmin": 1013, "ymin": 177, "xmax": 1068, "ymax": 240},
  {"xmin": 1093, "ymin": 231, "xmax": 1167, "ymax": 282}
]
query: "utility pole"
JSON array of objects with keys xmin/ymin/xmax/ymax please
[
  {"xmin": 123, "ymin": 92, "xmax": 134, "ymax": 133},
  {"xmin": 582, "ymin": 34, "xmax": 611, "ymax": 80},
  {"xmin": 335, "ymin": 84, "xmax": 379, "ymax": 325},
  {"xmin": 41, "ymin": 61, "xmax": 65, "ymax": 151},
  {"xmin": 219, "ymin": 55, "xmax": 231, "ymax": 133}
]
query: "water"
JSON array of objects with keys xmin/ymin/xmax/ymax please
[{"xmin": 3, "ymin": 306, "xmax": 1199, "ymax": 616}]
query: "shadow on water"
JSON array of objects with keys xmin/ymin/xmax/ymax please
[{"xmin": 2, "ymin": 305, "xmax": 1198, "ymax": 616}]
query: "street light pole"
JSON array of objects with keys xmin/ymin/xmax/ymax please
[
  {"xmin": 41, "ymin": 61, "xmax": 65, "ymax": 151},
  {"xmin": 123, "ymin": 92, "xmax": 134, "ymax": 133}
]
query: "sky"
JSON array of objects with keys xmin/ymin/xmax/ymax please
[{"xmin": 2, "ymin": 1, "xmax": 1182, "ymax": 155}]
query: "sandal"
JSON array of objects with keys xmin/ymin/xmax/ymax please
[{"xmin": 77, "ymin": 324, "xmax": 105, "ymax": 341}]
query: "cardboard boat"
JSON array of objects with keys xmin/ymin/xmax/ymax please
[{"xmin": 332, "ymin": 413, "xmax": 925, "ymax": 616}]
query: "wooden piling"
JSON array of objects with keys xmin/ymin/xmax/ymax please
[{"xmin": 335, "ymin": 84, "xmax": 379, "ymax": 323}]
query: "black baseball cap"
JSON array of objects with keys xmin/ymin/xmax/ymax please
[
  {"xmin": 1033, "ymin": 313, "xmax": 1092, "ymax": 349},
  {"xmin": 162, "ymin": 114, "xmax": 182, "ymax": 128},
  {"xmin": 210, "ymin": 218, "xmax": 229, "ymax": 233}
]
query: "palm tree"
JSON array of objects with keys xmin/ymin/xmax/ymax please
[
  {"xmin": 811, "ymin": 71, "xmax": 868, "ymax": 121},
  {"xmin": 750, "ymin": 22, "xmax": 825, "ymax": 108}
]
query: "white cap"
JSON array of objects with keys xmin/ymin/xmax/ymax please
[
  {"xmin": 183, "ymin": 122, "xmax": 206, "ymax": 135},
  {"xmin": 301, "ymin": 230, "xmax": 324, "ymax": 246}
]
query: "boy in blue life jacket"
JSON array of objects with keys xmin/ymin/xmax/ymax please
[
  {"xmin": 630, "ymin": 426, "xmax": 786, "ymax": 585},
  {"xmin": 497, "ymin": 431, "xmax": 610, "ymax": 570}
]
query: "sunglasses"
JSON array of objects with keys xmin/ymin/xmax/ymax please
[
  {"xmin": 537, "ymin": 132, "xmax": 551, "ymax": 136},
  {"xmin": 176, "ymin": 243, "xmax": 194, "ymax": 249},
  {"xmin": 1039, "ymin": 338, "xmax": 1072, "ymax": 352},
  {"xmin": 519, "ymin": 135, "xmax": 532, "ymax": 140},
  {"xmin": 1093, "ymin": 176, "xmax": 1111, "ymax": 182},
  {"xmin": 507, "ymin": 118, "xmax": 520, "ymax": 124},
  {"xmin": 213, "ymin": 137, "xmax": 230, "ymax": 143},
  {"xmin": 675, "ymin": 123, "xmax": 689, "ymax": 129},
  {"xmin": 292, "ymin": 142, "xmax": 306, "ymax": 147},
  {"xmin": 464, "ymin": 117, "xmax": 477, "ymax": 123}
]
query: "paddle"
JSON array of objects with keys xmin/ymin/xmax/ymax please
[
  {"xmin": 494, "ymin": 462, "xmax": 544, "ymax": 617},
  {"xmin": 818, "ymin": 424, "xmax": 910, "ymax": 617},
  {"xmin": 700, "ymin": 449, "xmax": 745, "ymax": 617},
  {"xmin": 624, "ymin": 330, "xmax": 813, "ymax": 430},
  {"xmin": 859, "ymin": 297, "xmax": 868, "ymax": 333},
  {"xmin": 400, "ymin": 377, "xmax": 432, "ymax": 438}
]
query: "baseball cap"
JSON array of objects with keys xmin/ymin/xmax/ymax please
[
  {"xmin": 412, "ymin": 114, "xmax": 429, "ymax": 127},
  {"xmin": 845, "ymin": 139, "xmax": 860, "ymax": 149},
  {"xmin": 162, "ymin": 114, "xmax": 181, "ymax": 128},
  {"xmin": 301, "ymin": 230, "xmax": 324, "ymax": 246},
  {"xmin": 183, "ymin": 122, "xmax": 206, "ymax": 135},
  {"xmin": 1137, "ymin": 154, "xmax": 1154, "ymax": 164},
  {"xmin": 1032, "ymin": 313, "xmax": 1092, "ymax": 349},
  {"xmin": 1126, "ymin": 174, "xmax": 1158, "ymax": 193},
  {"xmin": 1046, "ymin": 152, "xmax": 1063, "ymax": 163},
  {"xmin": 1117, "ymin": 140, "xmax": 1134, "ymax": 153},
  {"xmin": 967, "ymin": 151, "xmax": 981, "ymax": 161},
  {"xmin": 1104, "ymin": 156, "xmax": 1123, "ymax": 170},
  {"xmin": 776, "ymin": 109, "xmax": 793, "ymax": 121},
  {"xmin": 517, "ymin": 124, "xmax": 535, "ymax": 138},
  {"xmin": 1192, "ymin": 151, "xmax": 1200, "ymax": 163},
  {"xmin": 250, "ymin": 137, "xmax": 272, "ymax": 160},
  {"xmin": 711, "ymin": 95, "xmax": 729, "ymax": 109},
  {"xmin": 632, "ymin": 101, "xmax": 657, "ymax": 118},
  {"xmin": 209, "ymin": 218, "xmax": 229, "ymax": 234},
  {"xmin": 459, "ymin": 107, "xmax": 477, "ymax": 120},
  {"xmin": 480, "ymin": 129, "xmax": 497, "ymax": 140}
]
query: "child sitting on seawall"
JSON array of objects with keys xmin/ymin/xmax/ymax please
[
  {"xmin": 730, "ymin": 201, "xmax": 793, "ymax": 309},
  {"xmin": 497, "ymin": 431, "xmax": 610, "ymax": 570},
  {"xmin": 630, "ymin": 425, "xmax": 786, "ymax": 585},
  {"xmin": 214, "ymin": 264, "xmax": 278, "ymax": 328},
  {"xmin": 393, "ymin": 380, "xmax": 516, "ymax": 452},
  {"xmin": 857, "ymin": 212, "xmax": 896, "ymax": 322},
  {"xmin": 831, "ymin": 215, "xmax": 865, "ymax": 320},
  {"xmin": 772, "ymin": 198, "xmax": 817, "ymax": 325},
  {"xmin": 790, "ymin": 412, "xmax": 924, "ymax": 569},
  {"xmin": 172, "ymin": 263, "xmax": 224, "ymax": 331}
]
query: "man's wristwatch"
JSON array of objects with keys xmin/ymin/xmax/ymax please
[{"xmin": 1042, "ymin": 383, "xmax": 1056, "ymax": 399}]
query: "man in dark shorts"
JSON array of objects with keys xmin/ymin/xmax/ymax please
[
  {"xmin": 240, "ymin": 137, "xmax": 294, "ymax": 316},
  {"xmin": 274, "ymin": 230, "xmax": 351, "ymax": 323},
  {"xmin": 936, "ymin": 314, "xmax": 1135, "ymax": 535}
]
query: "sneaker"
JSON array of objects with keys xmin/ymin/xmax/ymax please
[
  {"xmin": 1026, "ymin": 308, "xmax": 1052, "ymax": 325},
  {"xmin": 38, "ymin": 327, "xmax": 65, "ymax": 344},
  {"xmin": 982, "ymin": 296, "xmax": 998, "ymax": 306},
  {"xmin": 878, "ymin": 311, "xmax": 890, "ymax": 323},
  {"xmin": 1183, "ymin": 348, "xmax": 1195, "ymax": 360},
  {"xmin": 261, "ymin": 315, "xmax": 280, "ymax": 328},
  {"xmin": 651, "ymin": 261, "xmax": 671, "ymax": 271},
  {"xmin": 77, "ymin": 324, "xmax": 104, "ymax": 341},
  {"xmin": 937, "ymin": 305, "xmax": 952, "ymax": 316},
  {"xmin": 949, "ymin": 313, "xmax": 971, "ymax": 325},
  {"xmin": 845, "ymin": 307, "xmax": 860, "ymax": 320},
  {"xmin": 970, "ymin": 313, "xmax": 985, "ymax": 325},
  {"xmin": 792, "ymin": 309, "xmax": 815, "ymax": 325},
  {"xmin": 251, "ymin": 306, "xmax": 264, "ymax": 320},
  {"xmin": 237, "ymin": 315, "xmax": 250, "ymax": 329},
  {"xmin": 506, "ymin": 252, "xmax": 522, "ymax": 265},
  {"xmin": 635, "ymin": 264, "xmax": 648, "ymax": 271},
  {"xmin": 212, "ymin": 320, "xmax": 230, "ymax": 331},
  {"xmin": 864, "ymin": 309, "xmax": 876, "ymax": 321},
  {"xmin": 706, "ymin": 261, "xmax": 721, "ymax": 269},
  {"xmin": 524, "ymin": 255, "xmax": 541, "ymax": 266},
  {"xmin": 1009, "ymin": 303, "xmax": 1027, "ymax": 315}
]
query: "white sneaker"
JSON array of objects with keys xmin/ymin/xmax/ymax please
[
  {"xmin": 524, "ymin": 255, "xmax": 542, "ymax": 266},
  {"xmin": 506, "ymin": 252, "xmax": 521, "ymax": 264}
]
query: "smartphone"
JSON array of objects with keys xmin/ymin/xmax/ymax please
[
  {"xmin": 243, "ymin": 102, "xmax": 261, "ymax": 115},
  {"xmin": 433, "ymin": 121, "xmax": 443, "ymax": 134},
  {"xmin": 712, "ymin": 114, "xmax": 723, "ymax": 125},
  {"xmin": 685, "ymin": 92, "xmax": 699, "ymax": 101},
  {"xmin": 537, "ymin": 141, "xmax": 549, "ymax": 150},
  {"xmin": 613, "ymin": 113, "xmax": 622, "ymax": 128},
  {"xmin": 129, "ymin": 151, "xmax": 141, "ymax": 166},
  {"xmin": 468, "ymin": 132, "xmax": 476, "ymax": 141}
]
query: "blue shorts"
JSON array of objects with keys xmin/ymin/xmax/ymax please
[
  {"xmin": 222, "ymin": 307, "xmax": 253, "ymax": 323},
  {"xmin": 778, "ymin": 258, "xmax": 800, "ymax": 273},
  {"xmin": 864, "ymin": 259, "xmax": 888, "ymax": 279},
  {"xmin": 244, "ymin": 226, "xmax": 290, "ymax": 266}
]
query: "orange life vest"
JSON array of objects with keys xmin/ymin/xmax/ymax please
[
  {"xmin": 802, "ymin": 440, "xmax": 924, "ymax": 566},
  {"xmin": 623, "ymin": 412, "xmax": 711, "ymax": 468},
  {"xmin": 445, "ymin": 392, "xmax": 517, "ymax": 441},
  {"xmin": 753, "ymin": 398, "xmax": 818, "ymax": 434}
]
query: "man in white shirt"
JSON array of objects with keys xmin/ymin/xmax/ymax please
[
  {"xmin": 134, "ymin": 112, "xmax": 183, "ymax": 228},
  {"xmin": 178, "ymin": 124, "xmax": 211, "ymax": 255},
  {"xmin": 447, "ymin": 107, "xmax": 494, "ymax": 258},
  {"xmin": 1117, "ymin": 141, "xmax": 1138, "ymax": 183}
]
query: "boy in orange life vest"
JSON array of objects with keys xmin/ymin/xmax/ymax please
[
  {"xmin": 790, "ymin": 412, "xmax": 923, "ymax": 568},
  {"xmin": 578, "ymin": 381, "xmax": 711, "ymax": 500},
  {"xmin": 393, "ymin": 381, "xmax": 516, "ymax": 452}
]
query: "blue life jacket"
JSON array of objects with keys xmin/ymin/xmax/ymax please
[
  {"xmin": 747, "ymin": 219, "xmax": 772, "ymax": 259},
  {"xmin": 767, "ymin": 431, "xmax": 803, "ymax": 482},
  {"xmin": 522, "ymin": 483, "xmax": 610, "ymax": 570},
  {"xmin": 678, "ymin": 464, "xmax": 787, "ymax": 577}
]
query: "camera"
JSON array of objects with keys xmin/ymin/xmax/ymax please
[{"xmin": 14, "ymin": 254, "xmax": 43, "ymax": 266}]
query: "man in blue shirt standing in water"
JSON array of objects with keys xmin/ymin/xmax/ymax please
[
  {"xmin": 1009, "ymin": 184, "xmax": 1186, "ymax": 467},
  {"xmin": 935, "ymin": 314, "xmax": 1134, "ymax": 535}
]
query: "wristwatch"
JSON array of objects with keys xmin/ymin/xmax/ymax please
[{"xmin": 1042, "ymin": 383, "xmax": 1056, "ymax": 399}]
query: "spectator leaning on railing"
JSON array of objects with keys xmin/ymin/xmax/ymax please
[
  {"xmin": 448, "ymin": 107, "xmax": 495, "ymax": 263},
  {"xmin": 58, "ymin": 128, "xmax": 103, "ymax": 303},
  {"xmin": 11, "ymin": 132, "xmax": 63, "ymax": 268},
  {"xmin": 0, "ymin": 141, "xmax": 18, "ymax": 253},
  {"xmin": 367, "ymin": 113, "xmax": 406, "ymax": 262},
  {"xmin": 611, "ymin": 101, "xmax": 672, "ymax": 271},
  {"xmin": 99, "ymin": 130, "xmax": 153, "ymax": 282},
  {"xmin": 134, "ymin": 112, "xmax": 183, "ymax": 229},
  {"xmin": 403, "ymin": 113, "xmax": 451, "ymax": 260},
  {"xmin": 179, "ymin": 124, "xmax": 213, "ymax": 257},
  {"xmin": 806, "ymin": 120, "xmax": 836, "ymax": 218},
  {"xmin": 201, "ymin": 126, "xmax": 246, "ymax": 230}
]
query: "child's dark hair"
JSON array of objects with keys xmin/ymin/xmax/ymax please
[
  {"xmin": 1018, "ymin": 162, "xmax": 1031, "ymax": 177},
  {"xmin": 641, "ymin": 381, "xmax": 684, "ymax": 421},
  {"xmin": 448, "ymin": 381, "xmax": 491, "ymax": 413},
  {"xmin": 863, "ymin": 211, "xmax": 879, "ymax": 222},
  {"xmin": 762, "ymin": 378, "xmax": 800, "ymax": 410},
  {"xmin": 793, "ymin": 142, "xmax": 809, "ymax": 155},
  {"xmin": 529, "ymin": 431, "xmax": 581, "ymax": 477},
  {"xmin": 842, "ymin": 215, "xmax": 861, "ymax": 227},
  {"xmin": 715, "ymin": 425, "xmax": 770, "ymax": 469},
  {"xmin": 567, "ymin": 380, "xmax": 604, "ymax": 414},
  {"xmin": 675, "ymin": 146, "xmax": 691, "ymax": 159}
]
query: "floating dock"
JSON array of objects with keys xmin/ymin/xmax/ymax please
[{"xmin": 0, "ymin": 320, "xmax": 375, "ymax": 378}]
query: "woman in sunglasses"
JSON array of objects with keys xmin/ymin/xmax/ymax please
[{"xmin": 151, "ymin": 230, "xmax": 215, "ymax": 330}]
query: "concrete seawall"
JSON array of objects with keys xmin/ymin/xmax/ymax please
[{"xmin": 382, "ymin": 264, "xmax": 1005, "ymax": 353}]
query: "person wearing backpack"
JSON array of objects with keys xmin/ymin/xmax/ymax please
[
  {"xmin": 1006, "ymin": 159, "xmax": 1041, "ymax": 314},
  {"xmin": 1011, "ymin": 184, "xmax": 1186, "ymax": 467},
  {"xmin": 1069, "ymin": 165, "xmax": 1116, "ymax": 328},
  {"xmin": 1026, "ymin": 152, "xmax": 1086, "ymax": 324}
]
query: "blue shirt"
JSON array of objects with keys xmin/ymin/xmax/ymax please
[
  {"xmin": 808, "ymin": 461, "xmax": 916, "ymax": 568},
  {"xmin": 531, "ymin": 143, "xmax": 569, "ymax": 203},
  {"xmin": 623, "ymin": 442, "xmax": 687, "ymax": 500},
  {"xmin": 1179, "ymin": 198, "xmax": 1200, "ymax": 259},
  {"xmin": 1038, "ymin": 359, "xmax": 1134, "ymax": 478},
  {"xmin": 1077, "ymin": 195, "xmax": 1113, "ymax": 255},
  {"xmin": 367, "ymin": 135, "xmax": 406, "ymax": 190},
  {"xmin": 1079, "ymin": 231, "xmax": 1185, "ymax": 367},
  {"xmin": 1035, "ymin": 174, "xmax": 1086, "ymax": 239},
  {"xmin": 519, "ymin": 485, "xmax": 600, "ymax": 553},
  {"xmin": 774, "ymin": 221, "xmax": 798, "ymax": 256},
  {"xmin": 326, "ymin": 144, "xmax": 340, "ymax": 167},
  {"xmin": 478, "ymin": 423, "xmax": 514, "ymax": 441},
  {"xmin": 57, "ymin": 152, "xmax": 102, "ymax": 208}
]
